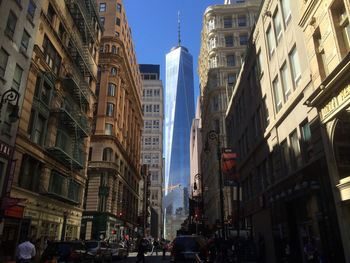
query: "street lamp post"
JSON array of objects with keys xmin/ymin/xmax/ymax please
[
  {"xmin": 205, "ymin": 130, "xmax": 225, "ymax": 239},
  {"xmin": 0, "ymin": 88, "xmax": 20, "ymax": 123},
  {"xmin": 0, "ymin": 88, "xmax": 20, "ymax": 235}
]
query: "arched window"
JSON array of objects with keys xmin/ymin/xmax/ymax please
[
  {"xmin": 102, "ymin": 147, "xmax": 113, "ymax": 161},
  {"xmin": 111, "ymin": 67, "xmax": 117, "ymax": 76},
  {"xmin": 104, "ymin": 44, "xmax": 110, "ymax": 53},
  {"xmin": 112, "ymin": 45, "xmax": 117, "ymax": 54}
]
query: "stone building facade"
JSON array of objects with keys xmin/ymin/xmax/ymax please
[
  {"xmin": 140, "ymin": 64, "xmax": 164, "ymax": 238},
  {"xmin": 198, "ymin": 0, "xmax": 261, "ymax": 226},
  {"xmin": 301, "ymin": 0, "xmax": 350, "ymax": 261},
  {"xmin": 1, "ymin": 0, "xmax": 102, "ymax": 260},
  {"xmin": 82, "ymin": 0, "xmax": 143, "ymax": 241},
  {"xmin": 225, "ymin": 0, "xmax": 345, "ymax": 262}
]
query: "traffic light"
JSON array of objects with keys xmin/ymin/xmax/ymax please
[{"xmin": 111, "ymin": 229, "xmax": 116, "ymax": 235}]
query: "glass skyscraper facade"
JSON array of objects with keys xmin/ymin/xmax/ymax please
[{"xmin": 164, "ymin": 46, "xmax": 195, "ymax": 239}]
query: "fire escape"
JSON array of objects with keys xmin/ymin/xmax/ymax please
[{"xmin": 46, "ymin": 0, "xmax": 100, "ymax": 171}]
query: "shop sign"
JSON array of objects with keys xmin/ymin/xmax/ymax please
[
  {"xmin": 0, "ymin": 140, "xmax": 13, "ymax": 158},
  {"xmin": 5, "ymin": 205, "xmax": 24, "ymax": 219},
  {"xmin": 82, "ymin": 215, "xmax": 94, "ymax": 220},
  {"xmin": 321, "ymin": 84, "xmax": 350, "ymax": 121}
]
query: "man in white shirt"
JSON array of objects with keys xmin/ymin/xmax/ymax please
[{"xmin": 16, "ymin": 237, "xmax": 36, "ymax": 263}]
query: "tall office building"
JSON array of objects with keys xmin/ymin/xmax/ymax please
[
  {"xmin": 198, "ymin": 0, "xmax": 261, "ymax": 226},
  {"xmin": 164, "ymin": 27, "xmax": 195, "ymax": 240},
  {"xmin": 140, "ymin": 64, "xmax": 164, "ymax": 238},
  {"xmin": 82, "ymin": 0, "xmax": 143, "ymax": 241}
]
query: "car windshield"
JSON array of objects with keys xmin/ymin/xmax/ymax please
[
  {"xmin": 85, "ymin": 241, "xmax": 99, "ymax": 249},
  {"xmin": 173, "ymin": 236, "xmax": 205, "ymax": 252}
]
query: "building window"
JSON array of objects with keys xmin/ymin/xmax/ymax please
[
  {"xmin": 280, "ymin": 139, "xmax": 290, "ymax": 175},
  {"xmin": 105, "ymin": 123, "xmax": 113, "ymax": 135},
  {"xmin": 106, "ymin": 103, "xmax": 115, "ymax": 117},
  {"xmin": 290, "ymin": 129, "xmax": 301, "ymax": 168},
  {"xmin": 239, "ymin": 34, "xmax": 248, "ymax": 45},
  {"xmin": 227, "ymin": 54, "xmax": 235, "ymax": 67},
  {"xmin": 13, "ymin": 65, "xmax": 23, "ymax": 90},
  {"xmin": 228, "ymin": 73, "xmax": 236, "ymax": 86},
  {"xmin": 331, "ymin": 0, "xmax": 350, "ymax": 57},
  {"xmin": 47, "ymin": 3, "xmax": 55, "ymax": 24},
  {"xmin": 289, "ymin": 46, "xmax": 301, "ymax": 86},
  {"xmin": 273, "ymin": 8, "xmax": 283, "ymax": 41},
  {"xmin": 154, "ymin": 89, "xmax": 160, "ymax": 96},
  {"xmin": 20, "ymin": 30, "xmax": 30, "ymax": 53},
  {"xmin": 99, "ymin": 3, "xmax": 106, "ymax": 12},
  {"xmin": 273, "ymin": 77, "xmax": 282, "ymax": 112},
  {"xmin": 5, "ymin": 11, "xmax": 17, "ymax": 39},
  {"xmin": 152, "ymin": 137, "xmax": 159, "ymax": 145},
  {"xmin": 43, "ymin": 35, "xmax": 62, "ymax": 75},
  {"xmin": 153, "ymin": 120, "xmax": 159, "ymax": 129},
  {"xmin": 117, "ymin": 3, "xmax": 122, "ymax": 13},
  {"xmin": 267, "ymin": 26, "xmax": 275, "ymax": 57},
  {"xmin": 102, "ymin": 147, "xmax": 113, "ymax": 161},
  {"xmin": 153, "ymin": 104, "xmax": 160, "ymax": 112},
  {"xmin": 27, "ymin": 0, "xmax": 36, "ymax": 21},
  {"xmin": 19, "ymin": 155, "xmax": 42, "ymax": 192},
  {"xmin": 105, "ymin": 44, "xmax": 110, "ymax": 53},
  {"xmin": 224, "ymin": 16, "xmax": 232, "ymax": 28},
  {"xmin": 0, "ymin": 48, "xmax": 9, "ymax": 78},
  {"xmin": 116, "ymin": 18, "xmax": 121, "ymax": 26},
  {"xmin": 111, "ymin": 45, "xmax": 117, "ymax": 54},
  {"xmin": 67, "ymin": 180, "xmax": 81, "ymax": 203},
  {"xmin": 108, "ymin": 83, "xmax": 116, "ymax": 96},
  {"xmin": 100, "ymin": 17, "xmax": 105, "ymax": 25},
  {"xmin": 144, "ymin": 120, "xmax": 152, "ymax": 129},
  {"xmin": 300, "ymin": 121, "xmax": 312, "ymax": 163},
  {"xmin": 225, "ymin": 35, "xmax": 234, "ymax": 47},
  {"xmin": 151, "ymin": 171, "xmax": 159, "ymax": 181},
  {"xmin": 237, "ymin": 15, "xmax": 247, "ymax": 27},
  {"xmin": 280, "ymin": 63, "xmax": 292, "ymax": 101},
  {"xmin": 281, "ymin": 0, "xmax": 291, "ymax": 25},
  {"xmin": 48, "ymin": 171, "xmax": 66, "ymax": 197},
  {"xmin": 29, "ymin": 112, "xmax": 47, "ymax": 145},
  {"xmin": 34, "ymin": 75, "xmax": 53, "ymax": 106},
  {"xmin": 111, "ymin": 67, "xmax": 117, "ymax": 76}
]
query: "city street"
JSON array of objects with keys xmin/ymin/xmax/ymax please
[{"xmin": 116, "ymin": 252, "xmax": 171, "ymax": 263}]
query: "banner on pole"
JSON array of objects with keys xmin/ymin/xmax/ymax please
[{"xmin": 221, "ymin": 149, "xmax": 239, "ymax": 186}]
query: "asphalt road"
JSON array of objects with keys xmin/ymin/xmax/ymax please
[{"xmin": 116, "ymin": 252, "xmax": 171, "ymax": 263}]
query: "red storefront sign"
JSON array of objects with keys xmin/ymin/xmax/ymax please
[{"xmin": 4, "ymin": 205, "xmax": 24, "ymax": 219}]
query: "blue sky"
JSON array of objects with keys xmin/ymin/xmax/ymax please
[{"xmin": 124, "ymin": 0, "xmax": 224, "ymax": 105}]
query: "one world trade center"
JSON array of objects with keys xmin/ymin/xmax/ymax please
[{"xmin": 163, "ymin": 22, "xmax": 195, "ymax": 240}]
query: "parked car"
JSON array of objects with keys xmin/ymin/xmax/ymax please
[
  {"xmin": 40, "ymin": 241, "xmax": 94, "ymax": 263},
  {"xmin": 170, "ymin": 235, "xmax": 208, "ymax": 262},
  {"xmin": 85, "ymin": 240, "xmax": 113, "ymax": 262}
]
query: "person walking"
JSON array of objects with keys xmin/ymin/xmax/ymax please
[
  {"xmin": 136, "ymin": 238, "xmax": 147, "ymax": 263},
  {"xmin": 160, "ymin": 238, "xmax": 167, "ymax": 259},
  {"xmin": 16, "ymin": 237, "xmax": 36, "ymax": 263},
  {"xmin": 150, "ymin": 238, "xmax": 159, "ymax": 256}
]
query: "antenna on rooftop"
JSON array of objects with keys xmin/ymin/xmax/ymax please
[{"xmin": 178, "ymin": 11, "xmax": 181, "ymax": 47}]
